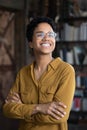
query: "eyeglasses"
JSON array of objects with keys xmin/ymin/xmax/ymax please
[{"xmin": 35, "ymin": 31, "xmax": 56, "ymax": 39}]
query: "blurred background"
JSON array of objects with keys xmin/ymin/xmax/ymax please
[{"xmin": 0, "ymin": 0, "xmax": 87, "ymax": 130}]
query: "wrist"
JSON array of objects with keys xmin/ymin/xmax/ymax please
[
  {"xmin": 32, "ymin": 104, "xmax": 41, "ymax": 115},
  {"xmin": 35, "ymin": 104, "xmax": 41, "ymax": 112}
]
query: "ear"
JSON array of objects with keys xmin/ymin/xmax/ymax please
[{"xmin": 29, "ymin": 42, "xmax": 33, "ymax": 48}]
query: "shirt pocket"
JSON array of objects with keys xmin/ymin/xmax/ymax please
[
  {"xmin": 20, "ymin": 92, "xmax": 31, "ymax": 104},
  {"xmin": 39, "ymin": 86, "xmax": 55, "ymax": 103}
]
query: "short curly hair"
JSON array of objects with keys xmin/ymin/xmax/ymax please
[{"xmin": 26, "ymin": 16, "xmax": 56, "ymax": 42}]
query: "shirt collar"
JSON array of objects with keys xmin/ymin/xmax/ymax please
[
  {"xmin": 30, "ymin": 57, "xmax": 62, "ymax": 71},
  {"xmin": 48, "ymin": 57, "xmax": 62, "ymax": 70}
]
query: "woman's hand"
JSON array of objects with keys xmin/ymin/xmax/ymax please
[
  {"xmin": 33, "ymin": 102, "xmax": 66, "ymax": 120},
  {"xmin": 5, "ymin": 92, "xmax": 22, "ymax": 104}
]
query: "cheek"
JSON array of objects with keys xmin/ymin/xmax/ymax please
[
  {"xmin": 52, "ymin": 41, "xmax": 56, "ymax": 51},
  {"xmin": 32, "ymin": 39, "xmax": 41, "ymax": 47},
  {"xmin": 52, "ymin": 39, "xmax": 56, "ymax": 47}
]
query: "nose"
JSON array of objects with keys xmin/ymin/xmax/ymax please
[{"xmin": 42, "ymin": 33, "xmax": 49, "ymax": 40}]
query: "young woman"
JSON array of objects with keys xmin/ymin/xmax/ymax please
[{"xmin": 3, "ymin": 16, "xmax": 75, "ymax": 130}]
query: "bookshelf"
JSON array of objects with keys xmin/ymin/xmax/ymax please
[{"xmin": 54, "ymin": 0, "xmax": 87, "ymax": 126}]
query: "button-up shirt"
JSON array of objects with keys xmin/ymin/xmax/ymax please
[{"xmin": 3, "ymin": 57, "xmax": 75, "ymax": 130}]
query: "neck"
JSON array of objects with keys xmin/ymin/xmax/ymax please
[{"xmin": 34, "ymin": 54, "xmax": 53, "ymax": 71}]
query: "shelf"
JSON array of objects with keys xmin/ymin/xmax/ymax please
[
  {"xmin": 76, "ymin": 87, "xmax": 85, "ymax": 90},
  {"xmin": 0, "ymin": 65, "xmax": 15, "ymax": 71},
  {"xmin": 58, "ymin": 0, "xmax": 87, "ymax": 126},
  {"xmin": 68, "ymin": 110, "xmax": 87, "ymax": 124},
  {"xmin": 68, "ymin": 118, "xmax": 87, "ymax": 125},
  {"xmin": 56, "ymin": 41, "xmax": 87, "ymax": 44},
  {"xmin": 71, "ymin": 110, "xmax": 87, "ymax": 113},
  {"xmin": 73, "ymin": 65, "xmax": 87, "ymax": 69},
  {"xmin": 59, "ymin": 17, "xmax": 87, "ymax": 23}
]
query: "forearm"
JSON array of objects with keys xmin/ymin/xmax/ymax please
[
  {"xmin": 3, "ymin": 99, "xmax": 67, "ymax": 124},
  {"xmin": 25, "ymin": 101, "xmax": 67, "ymax": 124},
  {"xmin": 3, "ymin": 102, "xmax": 36, "ymax": 121},
  {"xmin": 31, "ymin": 113, "xmax": 69, "ymax": 124},
  {"xmin": 25, "ymin": 108, "xmax": 68, "ymax": 124}
]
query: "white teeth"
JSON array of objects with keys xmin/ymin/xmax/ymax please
[{"xmin": 41, "ymin": 43, "xmax": 50, "ymax": 47}]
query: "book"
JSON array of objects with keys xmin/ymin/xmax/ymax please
[
  {"xmin": 64, "ymin": 23, "xmax": 74, "ymax": 41},
  {"xmin": 82, "ymin": 98, "xmax": 87, "ymax": 111},
  {"xmin": 72, "ymin": 96, "xmax": 82, "ymax": 111},
  {"xmin": 73, "ymin": 46, "xmax": 85, "ymax": 65},
  {"xmin": 76, "ymin": 75, "xmax": 81, "ymax": 88},
  {"xmin": 66, "ymin": 49, "xmax": 74, "ymax": 64}
]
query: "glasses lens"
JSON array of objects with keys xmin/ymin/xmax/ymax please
[
  {"xmin": 36, "ymin": 32, "xmax": 44, "ymax": 38},
  {"xmin": 48, "ymin": 32, "xmax": 56, "ymax": 38}
]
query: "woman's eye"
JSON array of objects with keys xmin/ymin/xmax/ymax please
[
  {"xmin": 36, "ymin": 33, "xmax": 43, "ymax": 37},
  {"xmin": 49, "ymin": 33, "xmax": 54, "ymax": 37}
]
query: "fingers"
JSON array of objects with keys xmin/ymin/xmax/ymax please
[
  {"xmin": 55, "ymin": 102, "xmax": 66, "ymax": 116},
  {"xmin": 58, "ymin": 102, "xmax": 67, "ymax": 108},
  {"xmin": 52, "ymin": 107, "xmax": 65, "ymax": 118},
  {"xmin": 48, "ymin": 110, "xmax": 60, "ymax": 120},
  {"xmin": 5, "ymin": 92, "xmax": 22, "ymax": 103},
  {"xmin": 47, "ymin": 102, "xmax": 67, "ymax": 120}
]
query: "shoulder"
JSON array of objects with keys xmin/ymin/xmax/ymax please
[
  {"xmin": 17, "ymin": 63, "xmax": 33, "ymax": 76},
  {"xmin": 55, "ymin": 57, "xmax": 75, "ymax": 73}
]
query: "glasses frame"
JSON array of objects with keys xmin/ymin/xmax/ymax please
[{"xmin": 35, "ymin": 31, "xmax": 57, "ymax": 39}]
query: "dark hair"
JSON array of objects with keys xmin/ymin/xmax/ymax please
[{"xmin": 26, "ymin": 16, "xmax": 56, "ymax": 42}]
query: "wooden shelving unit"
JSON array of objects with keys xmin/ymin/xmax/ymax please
[{"xmin": 53, "ymin": 0, "xmax": 87, "ymax": 127}]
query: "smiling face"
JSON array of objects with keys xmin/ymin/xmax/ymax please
[{"xmin": 29, "ymin": 22, "xmax": 56, "ymax": 56}]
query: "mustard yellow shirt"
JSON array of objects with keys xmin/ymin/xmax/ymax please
[{"xmin": 3, "ymin": 57, "xmax": 75, "ymax": 130}]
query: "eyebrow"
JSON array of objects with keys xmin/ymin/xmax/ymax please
[
  {"xmin": 35, "ymin": 31, "xmax": 54, "ymax": 33},
  {"xmin": 35, "ymin": 31, "xmax": 44, "ymax": 33}
]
